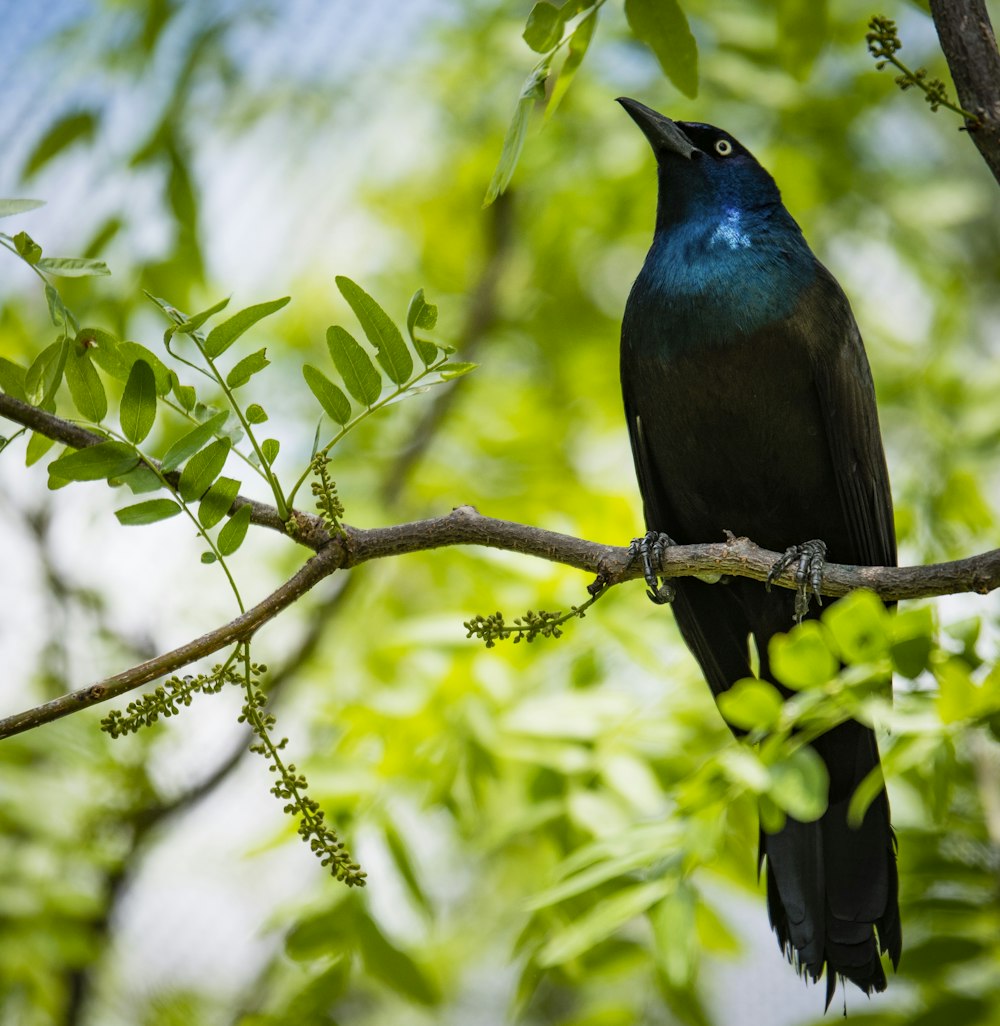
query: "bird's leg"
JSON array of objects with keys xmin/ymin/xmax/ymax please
[
  {"xmin": 628, "ymin": 530, "xmax": 676, "ymax": 605},
  {"xmin": 766, "ymin": 538, "xmax": 827, "ymax": 622}
]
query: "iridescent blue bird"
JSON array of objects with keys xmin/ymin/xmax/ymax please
[{"xmin": 617, "ymin": 98, "xmax": 900, "ymax": 1002}]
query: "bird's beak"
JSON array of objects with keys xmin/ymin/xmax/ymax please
[{"xmin": 616, "ymin": 97, "xmax": 697, "ymax": 159}]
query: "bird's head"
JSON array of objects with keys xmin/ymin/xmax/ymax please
[{"xmin": 617, "ymin": 97, "xmax": 784, "ymax": 237}]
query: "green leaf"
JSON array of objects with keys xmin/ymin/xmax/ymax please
[
  {"xmin": 13, "ymin": 230, "xmax": 42, "ymax": 264},
  {"xmin": 22, "ymin": 111, "xmax": 97, "ymax": 177},
  {"xmin": 120, "ymin": 360, "xmax": 158, "ymax": 444},
  {"xmin": 355, "ymin": 913, "xmax": 440, "ymax": 1006},
  {"xmin": 160, "ymin": 411, "xmax": 229, "ymax": 473},
  {"xmin": 303, "ymin": 365, "xmax": 351, "ymax": 425},
  {"xmin": 624, "ymin": 0, "xmax": 698, "ymax": 98},
  {"xmin": 26, "ymin": 431, "xmax": 56, "ymax": 466},
  {"xmin": 326, "ymin": 325, "xmax": 381, "ymax": 405},
  {"xmin": 48, "ymin": 440, "xmax": 139, "ymax": 483},
  {"xmin": 405, "ymin": 289, "xmax": 439, "ymax": 365},
  {"xmin": 768, "ymin": 621, "xmax": 838, "ymax": 690},
  {"xmin": 217, "ymin": 502, "xmax": 252, "ymax": 555},
  {"xmin": 88, "ymin": 336, "xmax": 171, "ymax": 394},
  {"xmin": 172, "ymin": 376, "xmax": 196, "ymax": 411},
  {"xmin": 0, "ymin": 357, "xmax": 28, "ymax": 400},
  {"xmin": 178, "ymin": 438, "xmax": 231, "ymax": 502},
  {"xmin": 245, "ymin": 403, "xmax": 268, "ymax": 424},
  {"xmin": 651, "ymin": 884, "xmax": 696, "ymax": 987},
  {"xmin": 177, "ymin": 296, "xmax": 230, "ymax": 334},
  {"xmin": 115, "ymin": 498, "xmax": 182, "ymax": 526},
  {"xmin": 539, "ymin": 878, "xmax": 674, "ymax": 966},
  {"xmin": 438, "ymin": 361, "xmax": 477, "ymax": 381},
  {"xmin": 523, "ymin": 1, "xmax": 564, "ymax": 52},
  {"xmin": 0, "ymin": 199, "xmax": 45, "ymax": 219},
  {"xmin": 36, "ymin": 256, "xmax": 110, "ymax": 278},
  {"xmin": 484, "ymin": 62, "xmax": 550, "ymax": 206},
  {"xmin": 846, "ymin": 763, "xmax": 886, "ymax": 828},
  {"xmin": 44, "ymin": 284, "xmax": 70, "ymax": 329},
  {"xmin": 25, "ymin": 337, "xmax": 69, "ymax": 406},
  {"xmin": 225, "ymin": 348, "xmax": 270, "ymax": 388},
  {"xmin": 890, "ymin": 604, "xmax": 935, "ymax": 679},
  {"xmin": 198, "ymin": 476, "xmax": 241, "ymax": 528},
  {"xmin": 767, "ymin": 747, "xmax": 828, "ymax": 821},
  {"xmin": 335, "ymin": 276, "xmax": 412, "ymax": 385},
  {"xmin": 717, "ymin": 679, "xmax": 784, "ymax": 731},
  {"xmin": 822, "ymin": 589, "xmax": 890, "ymax": 664},
  {"xmin": 204, "ymin": 296, "xmax": 290, "ymax": 359},
  {"xmin": 64, "ymin": 347, "xmax": 107, "ymax": 422},
  {"xmin": 261, "ymin": 438, "xmax": 279, "ymax": 464},
  {"xmin": 547, "ymin": 8, "xmax": 597, "ymax": 116}
]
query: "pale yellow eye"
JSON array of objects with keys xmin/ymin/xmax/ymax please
[{"xmin": 715, "ymin": 139, "xmax": 733, "ymax": 156}]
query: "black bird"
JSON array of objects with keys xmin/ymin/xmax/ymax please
[{"xmin": 617, "ymin": 98, "xmax": 900, "ymax": 1001}]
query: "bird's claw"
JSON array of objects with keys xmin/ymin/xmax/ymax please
[
  {"xmin": 628, "ymin": 530, "xmax": 676, "ymax": 605},
  {"xmin": 766, "ymin": 539, "xmax": 827, "ymax": 622}
]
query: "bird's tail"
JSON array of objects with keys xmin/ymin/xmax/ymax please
[{"xmin": 759, "ymin": 718, "xmax": 901, "ymax": 1006}]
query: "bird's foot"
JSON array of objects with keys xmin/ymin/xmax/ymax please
[
  {"xmin": 628, "ymin": 530, "xmax": 676, "ymax": 605},
  {"xmin": 766, "ymin": 539, "xmax": 827, "ymax": 622}
]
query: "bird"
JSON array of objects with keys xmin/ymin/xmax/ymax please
[{"xmin": 616, "ymin": 97, "xmax": 900, "ymax": 1003}]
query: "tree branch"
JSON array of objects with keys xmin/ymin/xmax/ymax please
[
  {"xmin": 1, "ymin": 502, "xmax": 999, "ymax": 739},
  {"xmin": 930, "ymin": 0, "xmax": 1000, "ymax": 185},
  {"xmin": 0, "ymin": 391, "xmax": 309, "ymax": 543}
]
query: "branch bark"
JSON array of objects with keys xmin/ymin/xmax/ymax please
[
  {"xmin": 1, "ymin": 502, "xmax": 999, "ymax": 740},
  {"xmin": 930, "ymin": 0, "xmax": 1000, "ymax": 185}
]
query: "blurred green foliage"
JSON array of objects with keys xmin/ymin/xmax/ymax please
[{"xmin": 0, "ymin": 1, "xmax": 999, "ymax": 1024}]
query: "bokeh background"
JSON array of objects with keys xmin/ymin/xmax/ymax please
[{"xmin": 1, "ymin": 1, "xmax": 999, "ymax": 1024}]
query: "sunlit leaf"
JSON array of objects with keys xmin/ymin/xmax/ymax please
[
  {"xmin": 261, "ymin": 438, "xmax": 279, "ymax": 464},
  {"xmin": 64, "ymin": 347, "xmax": 107, "ymax": 422},
  {"xmin": 22, "ymin": 110, "xmax": 97, "ymax": 177},
  {"xmin": 217, "ymin": 502, "xmax": 252, "ymax": 555},
  {"xmin": 547, "ymin": 7, "xmax": 597, "ymax": 116},
  {"xmin": 48, "ymin": 440, "xmax": 138, "ymax": 483},
  {"xmin": 12, "ymin": 230, "xmax": 42, "ymax": 264},
  {"xmin": 822, "ymin": 589, "xmax": 890, "ymax": 664},
  {"xmin": 36, "ymin": 256, "xmax": 110, "ymax": 277},
  {"xmin": 326, "ymin": 325, "xmax": 381, "ymax": 405},
  {"xmin": 335, "ymin": 276, "xmax": 412, "ymax": 385},
  {"xmin": 523, "ymin": 1, "xmax": 563, "ymax": 52},
  {"xmin": 484, "ymin": 61, "xmax": 550, "ymax": 206},
  {"xmin": 198, "ymin": 476, "xmax": 241, "ymax": 528},
  {"xmin": 25, "ymin": 337, "xmax": 69, "ymax": 406},
  {"xmin": 178, "ymin": 438, "xmax": 231, "ymax": 501},
  {"xmin": 160, "ymin": 411, "xmax": 229, "ymax": 474},
  {"xmin": 0, "ymin": 198, "xmax": 45, "ymax": 218},
  {"xmin": 717, "ymin": 678, "xmax": 783, "ymax": 731},
  {"xmin": 303, "ymin": 364, "xmax": 351, "ymax": 425},
  {"xmin": 767, "ymin": 747, "xmax": 828, "ymax": 821},
  {"xmin": 538, "ymin": 878, "xmax": 674, "ymax": 965},
  {"xmin": 225, "ymin": 348, "xmax": 270, "ymax": 388},
  {"xmin": 120, "ymin": 360, "xmax": 157, "ymax": 444},
  {"xmin": 769, "ymin": 621, "xmax": 838, "ymax": 690},
  {"xmin": 624, "ymin": 0, "xmax": 698, "ymax": 98},
  {"xmin": 204, "ymin": 296, "xmax": 290, "ymax": 358},
  {"xmin": 115, "ymin": 498, "xmax": 181, "ymax": 526},
  {"xmin": 0, "ymin": 357, "xmax": 28, "ymax": 400}
]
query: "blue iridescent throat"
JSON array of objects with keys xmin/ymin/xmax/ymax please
[{"xmin": 634, "ymin": 200, "xmax": 818, "ymax": 346}]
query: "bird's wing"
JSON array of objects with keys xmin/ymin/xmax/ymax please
[
  {"xmin": 622, "ymin": 383, "xmax": 755, "ymax": 699},
  {"xmin": 803, "ymin": 266, "xmax": 897, "ymax": 570}
]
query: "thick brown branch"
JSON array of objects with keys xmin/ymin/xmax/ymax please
[
  {"xmin": 3, "ymin": 504, "xmax": 998, "ymax": 739},
  {"xmin": 930, "ymin": 0, "xmax": 1000, "ymax": 185}
]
